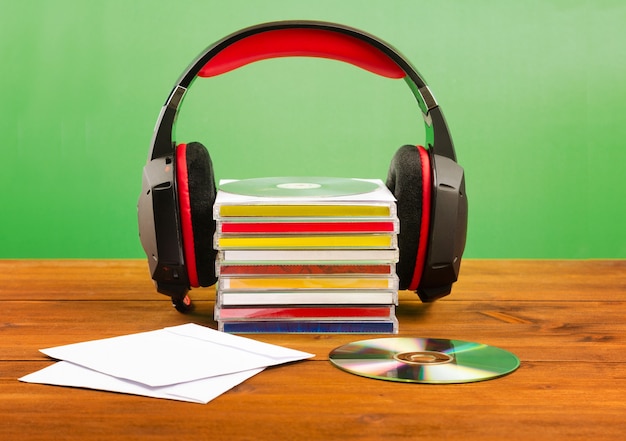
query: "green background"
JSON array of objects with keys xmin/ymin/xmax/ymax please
[{"xmin": 1, "ymin": 0, "xmax": 624, "ymax": 259}]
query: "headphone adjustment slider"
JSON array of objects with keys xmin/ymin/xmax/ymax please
[
  {"xmin": 166, "ymin": 85, "xmax": 187, "ymax": 110},
  {"xmin": 418, "ymin": 86, "xmax": 438, "ymax": 112}
]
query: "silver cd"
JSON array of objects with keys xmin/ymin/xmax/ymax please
[
  {"xmin": 219, "ymin": 177, "xmax": 379, "ymax": 198},
  {"xmin": 329, "ymin": 337, "xmax": 520, "ymax": 384}
]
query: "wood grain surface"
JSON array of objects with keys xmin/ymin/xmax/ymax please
[{"xmin": 1, "ymin": 259, "xmax": 625, "ymax": 440}]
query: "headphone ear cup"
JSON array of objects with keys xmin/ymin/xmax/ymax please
[
  {"xmin": 386, "ymin": 145, "xmax": 431, "ymax": 291},
  {"xmin": 176, "ymin": 142, "xmax": 218, "ymax": 288}
]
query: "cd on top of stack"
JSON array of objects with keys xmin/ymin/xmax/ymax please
[{"xmin": 213, "ymin": 176, "xmax": 400, "ymax": 334}]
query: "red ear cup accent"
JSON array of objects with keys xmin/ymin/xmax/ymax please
[
  {"xmin": 409, "ymin": 146, "xmax": 432, "ymax": 291},
  {"xmin": 175, "ymin": 143, "xmax": 200, "ymax": 287},
  {"xmin": 386, "ymin": 145, "xmax": 424, "ymax": 290},
  {"xmin": 175, "ymin": 142, "xmax": 219, "ymax": 289}
]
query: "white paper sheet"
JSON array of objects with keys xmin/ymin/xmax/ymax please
[
  {"xmin": 20, "ymin": 361, "xmax": 263, "ymax": 404},
  {"xmin": 19, "ymin": 323, "xmax": 314, "ymax": 404}
]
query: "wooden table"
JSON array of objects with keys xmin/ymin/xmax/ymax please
[{"xmin": 2, "ymin": 259, "xmax": 625, "ymax": 440}]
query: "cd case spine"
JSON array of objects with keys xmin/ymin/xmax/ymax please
[
  {"xmin": 217, "ymin": 218, "xmax": 399, "ymax": 235},
  {"xmin": 217, "ymin": 290, "xmax": 399, "ymax": 307},
  {"xmin": 216, "ymin": 263, "xmax": 395, "ymax": 277},
  {"xmin": 217, "ymin": 249, "xmax": 399, "ymax": 263},
  {"xmin": 218, "ymin": 275, "xmax": 399, "ymax": 291},
  {"xmin": 215, "ymin": 305, "xmax": 396, "ymax": 321},
  {"xmin": 218, "ymin": 319, "xmax": 399, "ymax": 334},
  {"xmin": 214, "ymin": 234, "xmax": 398, "ymax": 250}
]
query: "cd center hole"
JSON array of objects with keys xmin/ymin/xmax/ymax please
[
  {"xmin": 394, "ymin": 351, "xmax": 453, "ymax": 365},
  {"xmin": 411, "ymin": 354, "xmax": 437, "ymax": 363}
]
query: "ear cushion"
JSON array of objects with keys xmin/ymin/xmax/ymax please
[
  {"xmin": 386, "ymin": 145, "xmax": 431, "ymax": 291},
  {"xmin": 176, "ymin": 142, "xmax": 218, "ymax": 288}
]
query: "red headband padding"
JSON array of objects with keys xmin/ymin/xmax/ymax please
[{"xmin": 199, "ymin": 28, "xmax": 406, "ymax": 79}]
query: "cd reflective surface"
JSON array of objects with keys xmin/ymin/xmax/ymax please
[
  {"xmin": 219, "ymin": 177, "xmax": 379, "ymax": 198},
  {"xmin": 329, "ymin": 337, "xmax": 520, "ymax": 384}
]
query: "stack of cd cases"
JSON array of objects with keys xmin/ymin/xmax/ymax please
[{"xmin": 213, "ymin": 177, "xmax": 400, "ymax": 334}]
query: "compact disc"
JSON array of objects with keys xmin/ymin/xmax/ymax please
[
  {"xmin": 219, "ymin": 177, "xmax": 379, "ymax": 198},
  {"xmin": 329, "ymin": 337, "xmax": 520, "ymax": 384}
]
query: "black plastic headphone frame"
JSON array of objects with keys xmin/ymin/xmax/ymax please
[{"xmin": 138, "ymin": 20, "xmax": 467, "ymax": 310}]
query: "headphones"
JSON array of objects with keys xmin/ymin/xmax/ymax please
[{"xmin": 138, "ymin": 21, "xmax": 468, "ymax": 312}]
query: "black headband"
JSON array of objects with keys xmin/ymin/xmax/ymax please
[{"xmin": 149, "ymin": 20, "xmax": 456, "ymax": 162}]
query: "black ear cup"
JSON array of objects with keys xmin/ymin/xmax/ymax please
[
  {"xmin": 176, "ymin": 142, "xmax": 218, "ymax": 288},
  {"xmin": 386, "ymin": 145, "xmax": 429, "ymax": 290}
]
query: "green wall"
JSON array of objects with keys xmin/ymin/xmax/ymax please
[{"xmin": 1, "ymin": 0, "xmax": 624, "ymax": 258}]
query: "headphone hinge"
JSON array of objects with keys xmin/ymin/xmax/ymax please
[
  {"xmin": 418, "ymin": 86, "xmax": 438, "ymax": 112},
  {"xmin": 167, "ymin": 85, "xmax": 187, "ymax": 110}
]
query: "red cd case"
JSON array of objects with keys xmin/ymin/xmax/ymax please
[{"xmin": 215, "ymin": 305, "xmax": 395, "ymax": 320}]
